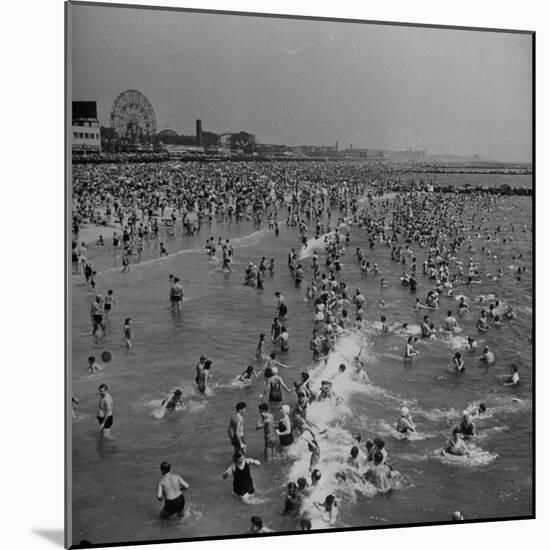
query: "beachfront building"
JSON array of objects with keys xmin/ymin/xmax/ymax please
[{"xmin": 72, "ymin": 101, "xmax": 101, "ymax": 155}]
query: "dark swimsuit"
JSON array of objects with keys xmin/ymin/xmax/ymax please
[
  {"xmin": 233, "ymin": 462, "xmax": 254, "ymax": 496},
  {"xmin": 163, "ymin": 494, "xmax": 185, "ymax": 516},
  {"xmin": 459, "ymin": 421, "xmax": 474, "ymax": 437},
  {"xmin": 269, "ymin": 380, "xmax": 282, "ymax": 403},
  {"xmin": 278, "ymin": 420, "xmax": 294, "ymax": 447}
]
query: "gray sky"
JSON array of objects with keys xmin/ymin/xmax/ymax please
[{"xmin": 71, "ymin": 4, "xmax": 532, "ymax": 161}]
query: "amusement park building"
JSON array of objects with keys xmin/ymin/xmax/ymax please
[{"xmin": 72, "ymin": 101, "xmax": 101, "ymax": 154}]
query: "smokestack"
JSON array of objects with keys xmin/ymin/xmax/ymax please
[{"xmin": 196, "ymin": 119, "xmax": 202, "ymax": 146}]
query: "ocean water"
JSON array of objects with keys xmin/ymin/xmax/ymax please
[{"xmin": 70, "ymin": 168, "xmax": 532, "ymax": 546}]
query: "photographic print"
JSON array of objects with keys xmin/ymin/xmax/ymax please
[{"xmin": 67, "ymin": 1, "xmax": 534, "ymax": 547}]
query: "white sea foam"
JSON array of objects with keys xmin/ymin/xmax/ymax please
[{"xmin": 281, "ymin": 333, "xmax": 404, "ymax": 528}]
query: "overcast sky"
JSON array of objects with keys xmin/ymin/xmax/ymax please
[{"xmin": 70, "ymin": 4, "xmax": 532, "ymax": 161}]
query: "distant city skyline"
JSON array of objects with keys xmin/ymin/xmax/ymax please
[{"xmin": 71, "ymin": 4, "xmax": 532, "ymax": 162}]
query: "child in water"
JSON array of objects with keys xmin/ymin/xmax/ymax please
[
  {"xmin": 123, "ymin": 318, "xmax": 133, "ymax": 348},
  {"xmin": 314, "ymin": 494, "xmax": 339, "ymax": 524},
  {"xmin": 87, "ymin": 355, "xmax": 102, "ymax": 373},
  {"xmin": 238, "ymin": 365, "xmax": 257, "ymax": 384}
]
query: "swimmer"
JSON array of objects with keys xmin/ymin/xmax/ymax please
[
  {"xmin": 195, "ymin": 355, "xmax": 207, "ymax": 384},
  {"xmin": 274, "ymin": 291, "xmax": 288, "ymax": 318},
  {"xmin": 421, "ymin": 315, "xmax": 432, "ymax": 338},
  {"xmin": 353, "ymin": 354, "xmax": 370, "ymax": 383},
  {"xmin": 452, "ymin": 352, "xmax": 465, "ymax": 373},
  {"xmin": 97, "ymin": 384, "xmax": 114, "ymax": 437},
  {"xmin": 405, "ymin": 336, "xmax": 419, "ymax": 358},
  {"xmin": 380, "ymin": 315, "xmax": 389, "ymax": 334},
  {"xmin": 281, "ymin": 482, "xmax": 300, "ymax": 516},
  {"xmin": 161, "ymin": 389, "xmax": 185, "ymax": 412},
  {"xmin": 364, "ymin": 450, "xmax": 392, "ymax": 493},
  {"xmin": 228, "ymin": 402, "xmax": 247, "ymax": 455},
  {"xmin": 123, "ymin": 317, "xmax": 133, "ymax": 348},
  {"xmin": 443, "ymin": 310, "xmax": 459, "ymax": 332},
  {"xmin": 249, "ymin": 516, "xmax": 273, "ymax": 534},
  {"xmin": 443, "ymin": 428, "xmax": 470, "ymax": 457},
  {"xmin": 222, "ymin": 452, "xmax": 260, "ymax": 498},
  {"xmin": 197, "ymin": 360, "xmax": 211, "ymax": 393},
  {"xmin": 467, "ymin": 336, "xmax": 477, "ymax": 351},
  {"xmin": 480, "ymin": 345, "xmax": 495, "ymax": 365},
  {"xmin": 307, "ymin": 438, "xmax": 321, "ymax": 471},
  {"xmin": 476, "ymin": 311, "xmax": 489, "ymax": 333},
  {"xmin": 169, "ymin": 277, "xmax": 184, "ymax": 313},
  {"xmin": 277, "ymin": 405, "xmax": 294, "ymax": 449},
  {"xmin": 87, "ymin": 355, "xmax": 102, "ymax": 373},
  {"xmin": 463, "ymin": 403, "xmax": 488, "ymax": 421},
  {"xmin": 366, "ymin": 437, "xmax": 389, "ymax": 464},
  {"xmin": 71, "ymin": 395, "xmax": 79, "ymax": 419},
  {"xmin": 103, "ymin": 289, "xmax": 116, "ymax": 319},
  {"xmin": 274, "ymin": 326, "xmax": 290, "ymax": 352},
  {"xmin": 459, "ymin": 412, "xmax": 476, "ymax": 440},
  {"xmin": 261, "ymin": 366, "xmax": 292, "ymax": 405},
  {"xmin": 90, "ymin": 295, "xmax": 106, "ymax": 336},
  {"xmin": 256, "ymin": 403, "xmax": 277, "ymax": 460},
  {"xmin": 318, "ymin": 380, "xmax": 335, "ymax": 400},
  {"xmin": 157, "ymin": 461, "xmax": 189, "ymax": 519},
  {"xmin": 457, "ymin": 297, "xmax": 469, "ymax": 315},
  {"xmin": 310, "ymin": 469, "xmax": 322, "ymax": 489},
  {"xmin": 347, "ymin": 446, "xmax": 360, "ymax": 468},
  {"xmin": 504, "ymin": 364, "xmax": 520, "ymax": 386},
  {"xmin": 505, "ymin": 305, "xmax": 517, "ymax": 321},
  {"xmin": 313, "ymin": 494, "xmax": 339, "ymax": 524},
  {"xmin": 396, "ymin": 407, "xmax": 416, "ymax": 435},
  {"xmin": 238, "ymin": 365, "xmax": 258, "ymax": 384}
]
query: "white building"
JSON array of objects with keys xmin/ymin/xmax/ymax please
[
  {"xmin": 72, "ymin": 120, "xmax": 101, "ymax": 154},
  {"xmin": 72, "ymin": 101, "xmax": 101, "ymax": 154}
]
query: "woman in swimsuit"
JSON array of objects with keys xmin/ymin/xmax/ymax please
[
  {"xmin": 222, "ymin": 453, "xmax": 261, "ymax": 498},
  {"xmin": 277, "ymin": 405, "xmax": 294, "ymax": 448},
  {"xmin": 262, "ymin": 367, "xmax": 291, "ymax": 405}
]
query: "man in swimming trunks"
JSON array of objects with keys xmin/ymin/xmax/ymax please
[
  {"xmin": 97, "ymin": 384, "xmax": 113, "ymax": 437},
  {"xmin": 157, "ymin": 461, "xmax": 189, "ymax": 519},
  {"xmin": 443, "ymin": 310, "xmax": 459, "ymax": 332},
  {"xmin": 170, "ymin": 277, "xmax": 184, "ymax": 313},
  {"xmin": 90, "ymin": 295, "xmax": 105, "ymax": 336},
  {"xmin": 228, "ymin": 402, "xmax": 247, "ymax": 455}
]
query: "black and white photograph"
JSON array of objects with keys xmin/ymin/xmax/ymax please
[{"xmin": 66, "ymin": 1, "xmax": 533, "ymax": 548}]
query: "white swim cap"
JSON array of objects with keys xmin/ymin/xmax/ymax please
[
  {"xmin": 281, "ymin": 404, "xmax": 290, "ymax": 414},
  {"xmin": 401, "ymin": 407, "xmax": 409, "ymax": 416},
  {"xmin": 271, "ymin": 366, "xmax": 278, "ymax": 374}
]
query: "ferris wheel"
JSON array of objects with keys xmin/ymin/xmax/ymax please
[{"xmin": 110, "ymin": 89, "xmax": 157, "ymax": 142}]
